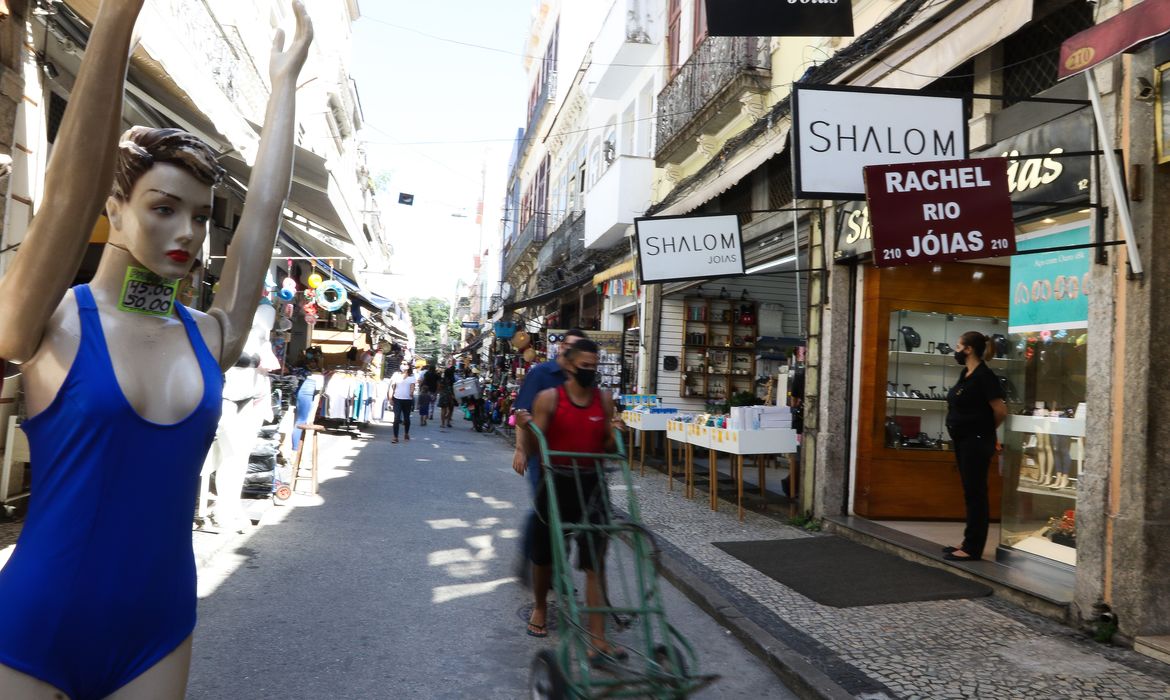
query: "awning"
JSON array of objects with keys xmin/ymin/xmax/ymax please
[
  {"xmin": 278, "ymin": 233, "xmax": 393, "ymax": 312},
  {"xmin": 655, "ymin": 127, "xmax": 790, "ymax": 218},
  {"xmin": 837, "ymin": 0, "xmax": 1032, "ymax": 90},
  {"xmin": 221, "ymin": 146, "xmax": 354, "ymax": 244},
  {"xmin": 503, "ymin": 277, "xmax": 588, "ymax": 313},
  {"xmin": 592, "ymin": 258, "xmax": 636, "ymax": 286},
  {"xmin": 459, "ymin": 334, "xmax": 488, "ymax": 355}
]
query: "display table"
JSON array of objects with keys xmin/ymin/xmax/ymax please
[
  {"xmin": 665, "ymin": 421, "xmax": 798, "ymax": 520},
  {"xmin": 623, "ymin": 410, "xmax": 673, "ymax": 475}
]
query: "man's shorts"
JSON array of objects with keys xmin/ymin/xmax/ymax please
[{"xmin": 530, "ymin": 469, "xmax": 607, "ymax": 571}]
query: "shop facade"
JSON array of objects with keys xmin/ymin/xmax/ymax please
[{"xmin": 803, "ymin": 0, "xmax": 1170, "ymax": 647}]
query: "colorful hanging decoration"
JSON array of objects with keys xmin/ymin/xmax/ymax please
[
  {"xmin": 307, "ymin": 272, "xmax": 323, "ymax": 289},
  {"xmin": 603, "ymin": 277, "xmax": 638, "ymax": 298}
]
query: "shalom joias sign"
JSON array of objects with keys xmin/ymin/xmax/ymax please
[
  {"xmin": 705, "ymin": 0, "xmax": 854, "ymax": 38},
  {"xmin": 635, "ymin": 213, "xmax": 745, "ymax": 284},
  {"xmin": 863, "ymin": 157, "xmax": 1016, "ymax": 267},
  {"xmin": 793, "ymin": 84, "xmax": 968, "ymax": 200}
]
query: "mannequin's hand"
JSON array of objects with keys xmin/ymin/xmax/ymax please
[{"xmin": 269, "ymin": 0, "xmax": 314, "ymax": 85}]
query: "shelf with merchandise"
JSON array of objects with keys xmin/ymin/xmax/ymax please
[
  {"xmin": 680, "ymin": 295, "xmax": 759, "ymax": 399},
  {"xmin": 885, "ymin": 309, "xmax": 1008, "ymax": 454}
]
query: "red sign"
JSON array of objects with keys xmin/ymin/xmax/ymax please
[
  {"xmin": 1058, "ymin": 1, "xmax": 1170, "ymax": 80},
  {"xmin": 863, "ymin": 157, "xmax": 1015, "ymax": 268}
]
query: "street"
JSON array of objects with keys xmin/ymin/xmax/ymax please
[{"xmin": 186, "ymin": 421, "xmax": 793, "ymax": 699}]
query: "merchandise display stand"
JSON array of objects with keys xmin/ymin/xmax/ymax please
[
  {"xmin": 665, "ymin": 421, "xmax": 798, "ymax": 520},
  {"xmin": 622, "ymin": 410, "xmax": 671, "ymax": 475}
]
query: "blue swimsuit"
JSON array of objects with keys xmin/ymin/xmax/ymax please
[{"xmin": 0, "ymin": 285, "xmax": 222, "ymax": 699}]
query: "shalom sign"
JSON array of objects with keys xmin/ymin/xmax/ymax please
[
  {"xmin": 635, "ymin": 213, "xmax": 745, "ymax": 284},
  {"xmin": 793, "ymin": 84, "xmax": 967, "ymax": 200},
  {"xmin": 705, "ymin": 0, "xmax": 854, "ymax": 38},
  {"xmin": 863, "ymin": 158, "xmax": 1015, "ymax": 268}
]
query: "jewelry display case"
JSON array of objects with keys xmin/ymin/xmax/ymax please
[{"xmin": 885, "ymin": 310, "xmax": 1014, "ymax": 451}]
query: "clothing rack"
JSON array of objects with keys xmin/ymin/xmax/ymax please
[{"xmin": 317, "ymin": 367, "xmax": 377, "ymax": 437}]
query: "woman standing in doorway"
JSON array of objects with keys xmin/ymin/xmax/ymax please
[{"xmin": 943, "ymin": 331, "xmax": 1008, "ymax": 562}]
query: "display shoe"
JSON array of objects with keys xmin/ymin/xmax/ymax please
[{"xmin": 1055, "ymin": 474, "xmax": 1070, "ymax": 489}]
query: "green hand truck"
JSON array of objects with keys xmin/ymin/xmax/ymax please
[{"xmin": 526, "ymin": 423, "xmax": 719, "ymax": 699}]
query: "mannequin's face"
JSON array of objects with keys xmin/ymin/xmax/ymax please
[{"xmin": 107, "ymin": 162, "xmax": 213, "ymax": 280}]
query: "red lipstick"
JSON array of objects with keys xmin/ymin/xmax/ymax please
[{"xmin": 166, "ymin": 250, "xmax": 191, "ymax": 263}]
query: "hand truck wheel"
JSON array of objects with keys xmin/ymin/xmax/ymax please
[
  {"xmin": 528, "ymin": 650, "xmax": 567, "ymax": 700},
  {"xmin": 274, "ymin": 485, "xmax": 292, "ymax": 501}
]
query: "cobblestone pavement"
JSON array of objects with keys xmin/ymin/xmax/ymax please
[{"xmin": 610, "ymin": 465, "xmax": 1170, "ymax": 700}]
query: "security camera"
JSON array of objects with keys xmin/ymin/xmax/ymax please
[{"xmin": 1136, "ymin": 77, "xmax": 1155, "ymax": 101}]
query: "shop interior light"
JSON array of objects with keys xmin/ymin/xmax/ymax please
[{"xmin": 745, "ymin": 254, "xmax": 797, "ymax": 274}]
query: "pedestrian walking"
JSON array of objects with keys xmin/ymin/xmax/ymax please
[
  {"xmin": 518, "ymin": 338, "xmax": 625, "ymax": 665},
  {"xmin": 511, "ymin": 329, "xmax": 588, "ymax": 585},
  {"xmin": 943, "ymin": 331, "xmax": 1007, "ymax": 561},
  {"xmin": 419, "ymin": 362, "xmax": 440, "ymax": 425},
  {"xmin": 389, "ymin": 361, "xmax": 418, "ymax": 443},
  {"xmin": 438, "ymin": 359, "xmax": 457, "ymax": 428}
]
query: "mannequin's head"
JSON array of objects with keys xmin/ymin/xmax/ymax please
[{"xmin": 106, "ymin": 127, "xmax": 225, "ymax": 280}]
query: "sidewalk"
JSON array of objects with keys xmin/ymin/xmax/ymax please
[{"xmin": 611, "ymin": 464, "xmax": 1170, "ymax": 700}]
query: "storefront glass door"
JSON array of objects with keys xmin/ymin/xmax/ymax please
[{"xmin": 999, "ymin": 217, "xmax": 1090, "ymax": 567}]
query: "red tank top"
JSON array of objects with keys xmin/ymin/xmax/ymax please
[{"xmin": 545, "ymin": 385, "xmax": 608, "ymax": 469}]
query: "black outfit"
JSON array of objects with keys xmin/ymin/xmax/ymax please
[
  {"xmin": 946, "ymin": 362, "xmax": 1005, "ymax": 559},
  {"xmin": 530, "ymin": 472, "xmax": 607, "ymax": 571}
]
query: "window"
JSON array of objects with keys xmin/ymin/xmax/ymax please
[
  {"xmin": 667, "ymin": 0, "xmax": 681, "ymax": 75},
  {"xmin": 588, "ymin": 138, "xmax": 601, "ymax": 189},
  {"xmin": 692, "ymin": 0, "xmax": 707, "ymax": 52}
]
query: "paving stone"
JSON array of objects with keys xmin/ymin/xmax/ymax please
[{"xmin": 612, "ymin": 467, "xmax": 1170, "ymax": 699}]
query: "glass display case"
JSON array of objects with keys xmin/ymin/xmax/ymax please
[
  {"xmin": 885, "ymin": 310, "xmax": 1013, "ymax": 451},
  {"xmin": 999, "ymin": 328, "xmax": 1086, "ymax": 566}
]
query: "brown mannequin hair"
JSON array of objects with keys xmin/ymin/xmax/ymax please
[
  {"xmin": 111, "ymin": 126, "xmax": 225, "ymax": 200},
  {"xmin": 959, "ymin": 330, "xmax": 995, "ymax": 362}
]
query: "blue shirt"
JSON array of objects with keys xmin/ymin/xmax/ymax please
[
  {"xmin": 514, "ymin": 359, "xmax": 565, "ymax": 412},
  {"xmin": 515, "ymin": 360, "xmax": 566, "ymax": 478}
]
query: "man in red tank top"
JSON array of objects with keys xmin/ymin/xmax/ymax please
[{"xmin": 524, "ymin": 339, "xmax": 625, "ymax": 665}]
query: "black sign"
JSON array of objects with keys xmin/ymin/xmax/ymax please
[
  {"xmin": 706, "ymin": 0, "xmax": 854, "ymax": 38},
  {"xmin": 398, "ymin": 193, "xmax": 415, "ymax": 205},
  {"xmin": 833, "ymin": 201, "xmax": 872, "ymax": 262},
  {"xmin": 985, "ymin": 109, "xmax": 1093, "ymax": 217}
]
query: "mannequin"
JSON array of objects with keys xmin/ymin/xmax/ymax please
[
  {"xmin": 0, "ymin": 2, "xmax": 312, "ymax": 698},
  {"xmin": 204, "ymin": 302, "xmax": 279, "ymax": 533}
]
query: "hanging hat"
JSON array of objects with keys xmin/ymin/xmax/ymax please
[{"xmin": 511, "ymin": 329, "xmax": 531, "ymax": 351}]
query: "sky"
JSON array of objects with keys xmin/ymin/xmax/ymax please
[{"xmin": 349, "ymin": 0, "xmax": 537, "ymax": 302}]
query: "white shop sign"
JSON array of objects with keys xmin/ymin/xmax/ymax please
[
  {"xmin": 635, "ymin": 213, "xmax": 745, "ymax": 284},
  {"xmin": 793, "ymin": 84, "xmax": 968, "ymax": 200}
]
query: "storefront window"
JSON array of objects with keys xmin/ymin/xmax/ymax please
[
  {"xmin": 999, "ymin": 217, "xmax": 1090, "ymax": 567},
  {"xmin": 885, "ymin": 310, "xmax": 1009, "ymax": 451}
]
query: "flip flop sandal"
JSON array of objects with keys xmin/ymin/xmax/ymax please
[{"xmin": 526, "ymin": 623, "xmax": 548, "ymax": 638}]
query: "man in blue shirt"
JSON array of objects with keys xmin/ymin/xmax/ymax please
[{"xmin": 511, "ymin": 328, "xmax": 588, "ymax": 585}]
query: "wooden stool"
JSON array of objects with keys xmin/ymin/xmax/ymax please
[{"xmin": 293, "ymin": 423, "xmax": 322, "ymax": 495}]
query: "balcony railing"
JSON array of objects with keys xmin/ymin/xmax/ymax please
[
  {"xmin": 503, "ymin": 212, "xmax": 548, "ymax": 278},
  {"xmin": 655, "ymin": 36, "xmax": 770, "ymax": 158},
  {"xmin": 536, "ymin": 212, "xmax": 586, "ymax": 293}
]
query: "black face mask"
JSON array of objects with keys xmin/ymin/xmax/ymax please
[
  {"xmin": 953, "ymin": 349, "xmax": 968, "ymax": 365},
  {"xmin": 573, "ymin": 368, "xmax": 597, "ymax": 389}
]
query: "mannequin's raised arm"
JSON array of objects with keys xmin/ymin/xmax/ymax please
[
  {"xmin": 0, "ymin": 0, "xmax": 145, "ymax": 363},
  {"xmin": 209, "ymin": 1, "xmax": 313, "ymax": 370}
]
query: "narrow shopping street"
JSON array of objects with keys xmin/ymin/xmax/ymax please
[{"xmin": 186, "ymin": 422, "xmax": 790, "ymax": 699}]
